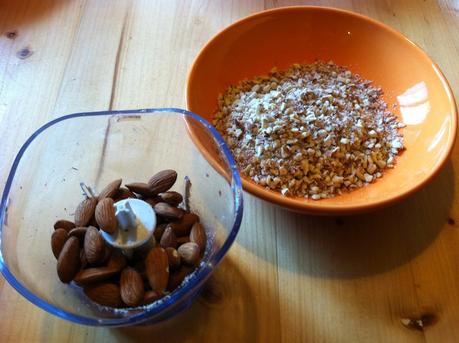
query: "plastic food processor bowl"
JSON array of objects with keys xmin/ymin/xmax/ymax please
[{"xmin": 0, "ymin": 108, "xmax": 243, "ymax": 326}]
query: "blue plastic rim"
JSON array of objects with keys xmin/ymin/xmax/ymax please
[{"xmin": 0, "ymin": 108, "xmax": 244, "ymax": 327}]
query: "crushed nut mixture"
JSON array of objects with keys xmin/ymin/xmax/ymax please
[{"xmin": 214, "ymin": 61, "xmax": 405, "ymax": 199}]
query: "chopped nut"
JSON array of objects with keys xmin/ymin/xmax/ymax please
[{"xmin": 214, "ymin": 61, "xmax": 405, "ymax": 200}]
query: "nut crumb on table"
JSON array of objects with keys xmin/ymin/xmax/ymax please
[{"xmin": 214, "ymin": 61, "xmax": 405, "ymax": 199}]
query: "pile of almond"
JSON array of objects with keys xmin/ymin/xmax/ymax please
[{"xmin": 51, "ymin": 170, "xmax": 207, "ymax": 308}]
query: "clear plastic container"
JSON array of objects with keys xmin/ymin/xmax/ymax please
[{"xmin": 0, "ymin": 108, "xmax": 243, "ymax": 326}]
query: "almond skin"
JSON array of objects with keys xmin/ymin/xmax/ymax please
[
  {"xmin": 84, "ymin": 283, "xmax": 123, "ymax": 307},
  {"xmin": 154, "ymin": 202, "xmax": 184, "ymax": 221},
  {"xmin": 176, "ymin": 236, "xmax": 190, "ymax": 246},
  {"xmin": 125, "ymin": 182, "xmax": 155, "ymax": 197},
  {"xmin": 165, "ymin": 247, "xmax": 181, "ymax": 271},
  {"xmin": 190, "ymin": 222, "xmax": 206, "ymax": 252},
  {"xmin": 98, "ymin": 179, "xmax": 122, "ymax": 200},
  {"xmin": 51, "ymin": 229, "xmax": 69, "ymax": 259},
  {"xmin": 74, "ymin": 197, "xmax": 97, "ymax": 227},
  {"xmin": 131, "ymin": 239, "xmax": 154, "ymax": 261},
  {"xmin": 107, "ymin": 250, "xmax": 127, "ymax": 272},
  {"xmin": 100, "ymin": 245, "xmax": 113, "ymax": 265},
  {"xmin": 142, "ymin": 290, "xmax": 163, "ymax": 305},
  {"xmin": 132, "ymin": 260, "xmax": 147, "ymax": 281},
  {"xmin": 80, "ymin": 249, "xmax": 88, "ymax": 269},
  {"xmin": 57, "ymin": 236, "xmax": 81, "ymax": 283},
  {"xmin": 95, "ymin": 198, "xmax": 118, "ymax": 234},
  {"xmin": 84, "ymin": 226, "xmax": 105, "ymax": 264},
  {"xmin": 68, "ymin": 227, "xmax": 87, "ymax": 243},
  {"xmin": 178, "ymin": 242, "xmax": 200, "ymax": 266},
  {"xmin": 158, "ymin": 191, "xmax": 183, "ymax": 206},
  {"xmin": 120, "ymin": 267, "xmax": 145, "ymax": 307},
  {"xmin": 113, "ymin": 187, "xmax": 137, "ymax": 201},
  {"xmin": 88, "ymin": 215, "xmax": 99, "ymax": 229},
  {"xmin": 53, "ymin": 219, "xmax": 76, "ymax": 232},
  {"xmin": 145, "ymin": 247, "xmax": 169, "ymax": 293},
  {"xmin": 148, "ymin": 170, "xmax": 177, "ymax": 195},
  {"xmin": 169, "ymin": 213, "xmax": 199, "ymax": 236},
  {"xmin": 167, "ymin": 266, "xmax": 193, "ymax": 292},
  {"xmin": 153, "ymin": 223, "xmax": 167, "ymax": 241},
  {"xmin": 74, "ymin": 267, "xmax": 118, "ymax": 286},
  {"xmin": 144, "ymin": 197, "xmax": 162, "ymax": 207},
  {"xmin": 160, "ymin": 226, "xmax": 177, "ymax": 249}
]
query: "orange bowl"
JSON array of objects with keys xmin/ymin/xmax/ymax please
[{"xmin": 186, "ymin": 6, "xmax": 457, "ymax": 214}]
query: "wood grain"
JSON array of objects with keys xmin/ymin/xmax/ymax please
[{"xmin": 1, "ymin": 0, "xmax": 459, "ymax": 342}]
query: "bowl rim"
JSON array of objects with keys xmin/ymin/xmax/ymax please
[
  {"xmin": 186, "ymin": 5, "xmax": 458, "ymax": 214},
  {"xmin": 0, "ymin": 108, "xmax": 244, "ymax": 326}
]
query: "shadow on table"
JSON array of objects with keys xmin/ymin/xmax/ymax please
[
  {"xmin": 257, "ymin": 160, "xmax": 455, "ymax": 279},
  {"xmin": 1, "ymin": 0, "xmax": 70, "ymax": 32},
  {"xmin": 113, "ymin": 257, "xmax": 258, "ymax": 342}
]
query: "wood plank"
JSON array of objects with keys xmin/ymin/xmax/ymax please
[
  {"xmin": 0, "ymin": 0, "xmax": 84, "ymax": 185},
  {"xmin": 1, "ymin": 0, "xmax": 459, "ymax": 342}
]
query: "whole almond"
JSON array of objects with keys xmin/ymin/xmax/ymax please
[
  {"xmin": 167, "ymin": 266, "xmax": 193, "ymax": 291},
  {"xmin": 120, "ymin": 267, "xmax": 145, "ymax": 307},
  {"xmin": 148, "ymin": 170, "xmax": 177, "ymax": 195},
  {"xmin": 154, "ymin": 202, "xmax": 184, "ymax": 221},
  {"xmin": 160, "ymin": 226, "xmax": 177, "ymax": 249},
  {"xmin": 57, "ymin": 236, "xmax": 81, "ymax": 283},
  {"xmin": 98, "ymin": 179, "xmax": 122, "ymax": 200},
  {"xmin": 145, "ymin": 247, "xmax": 169, "ymax": 293},
  {"xmin": 107, "ymin": 250, "xmax": 127, "ymax": 272},
  {"xmin": 125, "ymin": 182, "xmax": 154, "ymax": 197},
  {"xmin": 113, "ymin": 187, "xmax": 137, "ymax": 201},
  {"xmin": 74, "ymin": 267, "xmax": 118, "ymax": 286},
  {"xmin": 165, "ymin": 247, "xmax": 181, "ymax": 271},
  {"xmin": 159, "ymin": 191, "xmax": 183, "ymax": 206},
  {"xmin": 51, "ymin": 229, "xmax": 69, "ymax": 259},
  {"xmin": 95, "ymin": 198, "xmax": 118, "ymax": 234},
  {"xmin": 178, "ymin": 242, "xmax": 200, "ymax": 266},
  {"xmin": 53, "ymin": 219, "xmax": 76, "ymax": 232},
  {"xmin": 142, "ymin": 290, "xmax": 163, "ymax": 305},
  {"xmin": 84, "ymin": 283, "xmax": 123, "ymax": 307},
  {"xmin": 68, "ymin": 227, "xmax": 87, "ymax": 243},
  {"xmin": 84, "ymin": 226, "xmax": 105, "ymax": 264},
  {"xmin": 190, "ymin": 222, "xmax": 206, "ymax": 252},
  {"xmin": 176, "ymin": 236, "xmax": 190, "ymax": 246},
  {"xmin": 74, "ymin": 197, "xmax": 97, "ymax": 227},
  {"xmin": 169, "ymin": 213, "xmax": 199, "ymax": 236}
]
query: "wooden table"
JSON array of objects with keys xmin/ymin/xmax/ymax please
[{"xmin": 1, "ymin": 1, "xmax": 458, "ymax": 342}]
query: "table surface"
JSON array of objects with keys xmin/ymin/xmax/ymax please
[{"xmin": 1, "ymin": 0, "xmax": 459, "ymax": 342}]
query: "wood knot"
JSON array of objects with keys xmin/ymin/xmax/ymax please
[
  {"xmin": 447, "ymin": 217, "xmax": 456, "ymax": 226},
  {"xmin": 401, "ymin": 313, "xmax": 438, "ymax": 331},
  {"xmin": 17, "ymin": 47, "xmax": 33, "ymax": 59},
  {"xmin": 6, "ymin": 31, "xmax": 17, "ymax": 39}
]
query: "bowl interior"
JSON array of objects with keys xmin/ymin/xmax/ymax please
[
  {"xmin": 0, "ymin": 109, "xmax": 242, "ymax": 326},
  {"xmin": 187, "ymin": 6, "xmax": 457, "ymax": 213}
]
